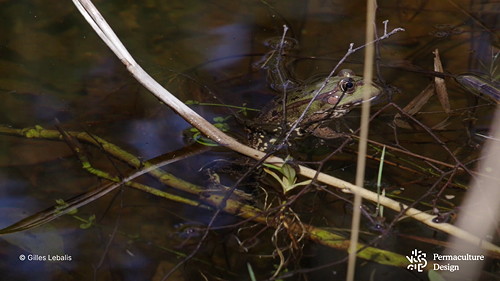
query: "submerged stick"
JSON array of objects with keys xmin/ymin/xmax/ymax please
[{"xmin": 0, "ymin": 125, "xmax": 409, "ymax": 267}]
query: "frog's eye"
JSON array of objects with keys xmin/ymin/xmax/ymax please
[{"xmin": 339, "ymin": 78, "xmax": 356, "ymax": 93}]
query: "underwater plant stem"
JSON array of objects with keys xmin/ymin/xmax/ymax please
[{"xmin": 0, "ymin": 125, "xmax": 413, "ymax": 267}]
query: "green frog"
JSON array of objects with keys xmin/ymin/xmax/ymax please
[{"xmin": 249, "ymin": 37, "xmax": 381, "ymax": 151}]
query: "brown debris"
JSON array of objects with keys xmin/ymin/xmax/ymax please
[{"xmin": 433, "ymin": 49, "xmax": 451, "ymax": 113}]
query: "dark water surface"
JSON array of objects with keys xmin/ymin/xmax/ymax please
[{"xmin": 0, "ymin": 0, "xmax": 498, "ymax": 280}]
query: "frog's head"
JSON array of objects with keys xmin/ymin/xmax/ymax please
[
  {"xmin": 314, "ymin": 69, "xmax": 381, "ymax": 116},
  {"xmin": 273, "ymin": 69, "xmax": 381, "ymax": 124}
]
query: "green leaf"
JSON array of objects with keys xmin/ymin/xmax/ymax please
[
  {"xmin": 263, "ymin": 163, "xmax": 281, "ymax": 171},
  {"xmin": 55, "ymin": 199, "xmax": 78, "ymax": 215},
  {"xmin": 247, "ymin": 263, "xmax": 257, "ymax": 281},
  {"xmin": 281, "ymin": 164, "xmax": 295, "ymax": 184},
  {"xmin": 263, "ymin": 168, "xmax": 285, "ymax": 188},
  {"xmin": 283, "ymin": 179, "xmax": 312, "ymax": 193},
  {"xmin": 79, "ymin": 214, "xmax": 96, "ymax": 229}
]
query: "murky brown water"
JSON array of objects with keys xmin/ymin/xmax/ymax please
[{"xmin": 0, "ymin": 0, "xmax": 498, "ymax": 280}]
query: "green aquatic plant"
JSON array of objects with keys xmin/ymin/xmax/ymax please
[{"xmin": 263, "ymin": 158, "xmax": 312, "ymax": 193}]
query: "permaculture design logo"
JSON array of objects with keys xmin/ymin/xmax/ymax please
[{"xmin": 406, "ymin": 249, "xmax": 427, "ymax": 272}]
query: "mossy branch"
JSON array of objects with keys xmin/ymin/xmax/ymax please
[{"xmin": 0, "ymin": 125, "xmax": 410, "ymax": 267}]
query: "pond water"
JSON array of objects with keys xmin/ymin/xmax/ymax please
[{"xmin": 0, "ymin": 0, "xmax": 498, "ymax": 280}]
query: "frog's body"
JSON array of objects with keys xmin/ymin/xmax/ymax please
[{"xmin": 248, "ymin": 38, "xmax": 381, "ymax": 151}]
